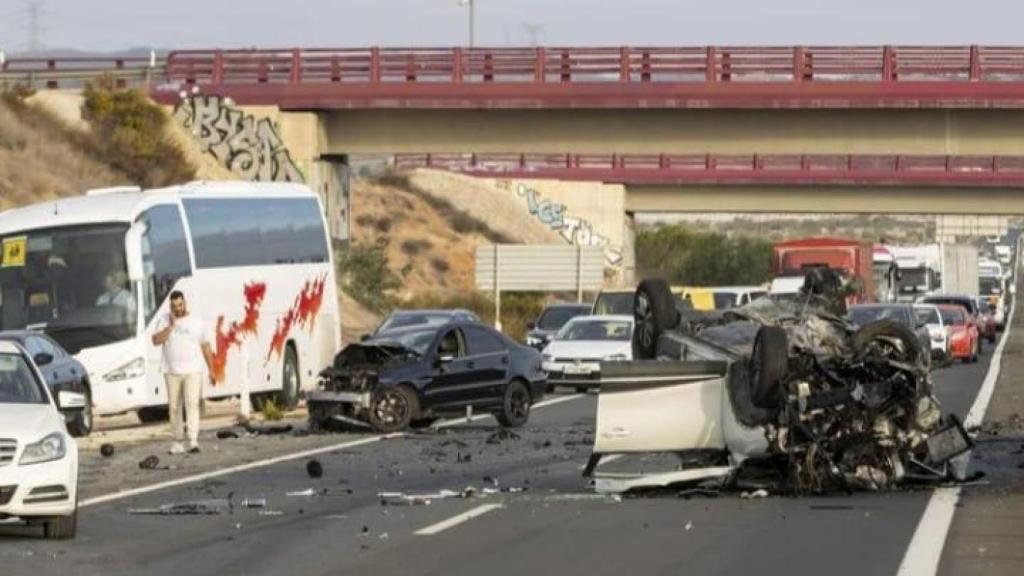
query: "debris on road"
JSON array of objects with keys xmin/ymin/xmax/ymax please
[
  {"xmin": 138, "ymin": 455, "xmax": 161, "ymax": 470},
  {"xmin": 128, "ymin": 500, "xmax": 228, "ymax": 515},
  {"xmin": 100, "ymin": 443, "xmax": 115, "ymax": 457},
  {"xmin": 486, "ymin": 430, "xmax": 521, "ymax": 445},
  {"xmin": 216, "ymin": 430, "xmax": 240, "ymax": 439},
  {"xmin": 240, "ymin": 498, "xmax": 267, "ymax": 509},
  {"xmin": 741, "ymin": 490, "xmax": 770, "ymax": 499},
  {"xmin": 243, "ymin": 423, "xmax": 294, "ymax": 436},
  {"xmin": 286, "ymin": 488, "xmax": 317, "ymax": 497},
  {"xmin": 307, "ymin": 459, "xmax": 324, "ymax": 478}
]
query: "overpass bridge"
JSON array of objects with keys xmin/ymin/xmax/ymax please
[{"xmin": 6, "ymin": 45, "xmax": 1024, "ymax": 267}]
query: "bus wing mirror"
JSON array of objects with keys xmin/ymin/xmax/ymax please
[{"xmin": 125, "ymin": 222, "xmax": 146, "ymax": 282}]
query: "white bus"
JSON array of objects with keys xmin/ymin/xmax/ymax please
[{"xmin": 0, "ymin": 182, "xmax": 340, "ymax": 424}]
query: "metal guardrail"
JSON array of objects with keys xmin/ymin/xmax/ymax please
[
  {"xmin": 0, "ymin": 54, "xmax": 164, "ymax": 89},
  {"xmin": 163, "ymin": 46, "xmax": 1024, "ymax": 85},
  {"xmin": 394, "ymin": 153, "xmax": 1024, "ymax": 187}
]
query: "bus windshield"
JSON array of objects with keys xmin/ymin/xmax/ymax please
[{"xmin": 0, "ymin": 224, "xmax": 137, "ymax": 353}]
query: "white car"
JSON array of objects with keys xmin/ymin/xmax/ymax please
[
  {"xmin": 0, "ymin": 340, "xmax": 82, "ymax": 539},
  {"xmin": 913, "ymin": 304, "xmax": 949, "ymax": 360},
  {"xmin": 542, "ymin": 315, "xmax": 634, "ymax": 393}
]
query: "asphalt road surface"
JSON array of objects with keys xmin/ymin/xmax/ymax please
[{"xmin": 0, "ymin": 351, "xmax": 998, "ymax": 576}]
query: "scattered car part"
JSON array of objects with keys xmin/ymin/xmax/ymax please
[
  {"xmin": 100, "ymin": 443, "xmax": 115, "ymax": 457},
  {"xmin": 306, "ymin": 459, "xmax": 324, "ymax": 478}
]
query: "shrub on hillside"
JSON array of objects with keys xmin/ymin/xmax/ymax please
[
  {"xmin": 636, "ymin": 225, "xmax": 773, "ymax": 286},
  {"xmin": 81, "ymin": 79, "xmax": 195, "ymax": 188},
  {"xmin": 336, "ymin": 241, "xmax": 400, "ymax": 314}
]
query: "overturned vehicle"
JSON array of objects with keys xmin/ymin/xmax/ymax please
[{"xmin": 586, "ymin": 276, "xmax": 973, "ymax": 494}]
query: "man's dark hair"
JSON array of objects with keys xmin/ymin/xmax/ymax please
[{"xmin": 170, "ymin": 290, "xmax": 185, "ymax": 301}]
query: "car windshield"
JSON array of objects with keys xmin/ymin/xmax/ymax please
[
  {"xmin": 537, "ymin": 307, "xmax": 588, "ymax": 330},
  {"xmin": 914, "ymin": 307, "xmax": 940, "ymax": 325},
  {"xmin": 899, "ymin": 268, "xmax": 929, "ymax": 293},
  {"xmin": 925, "ymin": 297, "xmax": 975, "ymax": 315},
  {"xmin": 378, "ymin": 312, "xmax": 452, "ymax": 333},
  {"xmin": 0, "ymin": 224, "xmax": 138, "ymax": 354},
  {"xmin": 849, "ymin": 306, "xmax": 908, "ymax": 328},
  {"xmin": 373, "ymin": 327, "xmax": 438, "ymax": 356},
  {"xmin": 0, "ymin": 353, "xmax": 47, "ymax": 405},
  {"xmin": 556, "ymin": 319, "xmax": 632, "ymax": 341},
  {"xmin": 979, "ymin": 277, "xmax": 1001, "ymax": 296},
  {"xmin": 713, "ymin": 292, "xmax": 738, "ymax": 310},
  {"xmin": 940, "ymin": 308, "xmax": 965, "ymax": 325},
  {"xmin": 593, "ymin": 293, "xmax": 633, "ymax": 315}
]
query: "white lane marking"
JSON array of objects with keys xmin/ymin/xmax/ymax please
[
  {"xmin": 80, "ymin": 435, "xmax": 392, "ymax": 508},
  {"xmin": 897, "ymin": 245, "xmax": 1019, "ymax": 576},
  {"xmin": 82, "ymin": 393, "xmax": 588, "ymax": 508},
  {"xmin": 414, "ymin": 503, "xmax": 505, "ymax": 536}
]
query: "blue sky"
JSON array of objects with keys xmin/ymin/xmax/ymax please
[{"xmin": 0, "ymin": 0, "xmax": 1019, "ymax": 53}]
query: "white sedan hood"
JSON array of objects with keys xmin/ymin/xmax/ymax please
[
  {"xmin": 543, "ymin": 340, "xmax": 631, "ymax": 360},
  {"xmin": 0, "ymin": 403, "xmax": 59, "ymax": 441}
]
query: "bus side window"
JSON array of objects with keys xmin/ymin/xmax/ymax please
[{"xmin": 138, "ymin": 206, "xmax": 192, "ymax": 324}]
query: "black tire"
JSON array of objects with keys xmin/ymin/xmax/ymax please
[
  {"xmin": 633, "ymin": 278, "xmax": 679, "ymax": 360},
  {"xmin": 750, "ymin": 326, "xmax": 788, "ymax": 409},
  {"xmin": 853, "ymin": 320, "xmax": 922, "ymax": 365},
  {"xmin": 368, "ymin": 386, "xmax": 418, "ymax": 433},
  {"xmin": 410, "ymin": 417, "xmax": 439, "ymax": 430},
  {"xmin": 280, "ymin": 345, "xmax": 300, "ymax": 411},
  {"xmin": 497, "ymin": 380, "xmax": 531, "ymax": 428},
  {"xmin": 137, "ymin": 406, "xmax": 169, "ymax": 424},
  {"xmin": 43, "ymin": 511, "xmax": 76, "ymax": 539},
  {"xmin": 66, "ymin": 384, "xmax": 92, "ymax": 438}
]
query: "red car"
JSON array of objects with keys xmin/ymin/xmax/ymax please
[
  {"xmin": 975, "ymin": 299, "xmax": 998, "ymax": 344},
  {"xmin": 937, "ymin": 304, "xmax": 980, "ymax": 363}
]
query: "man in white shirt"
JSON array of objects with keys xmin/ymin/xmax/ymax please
[
  {"xmin": 151, "ymin": 290, "xmax": 215, "ymax": 454},
  {"xmin": 96, "ymin": 271, "xmax": 136, "ymax": 312}
]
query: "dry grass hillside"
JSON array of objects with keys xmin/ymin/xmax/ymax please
[{"xmin": 0, "ymin": 96, "xmax": 125, "ymax": 209}]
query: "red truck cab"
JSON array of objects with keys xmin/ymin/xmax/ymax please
[{"xmin": 772, "ymin": 238, "xmax": 875, "ymax": 304}]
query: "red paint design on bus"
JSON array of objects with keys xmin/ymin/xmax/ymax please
[{"xmin": 211, "ymin": 282, "xmax": 267, "ymax": 383}]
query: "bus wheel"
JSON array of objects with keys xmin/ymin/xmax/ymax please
[{"xmin": 281, "ymin": 345, "xmax": 300, "ymax": 411}]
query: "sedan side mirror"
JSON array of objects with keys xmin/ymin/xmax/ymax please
[
  {"xmin": 34, "ymin": 352, "xmax": 54, "ymax": 367},
  {"xmin": 57, "ymin": 390, "xmax": 86, "ymax": 412}
]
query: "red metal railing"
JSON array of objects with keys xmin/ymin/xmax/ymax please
[
  {"xmin": 392, "ymin": 153, "xmax": 1024, "ymax": 186},
  {"xmin": 160, "ymin": 46, "xmax": 1024, "ymax": 85}
]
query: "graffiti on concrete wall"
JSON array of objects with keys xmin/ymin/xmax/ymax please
[
  {"xmin": 510, "ymin": 182, "xmax": 623, "ymax": 265},
  {"xmin": 173, "ymin": 95, "xmax": 304, "ymax": 183}
]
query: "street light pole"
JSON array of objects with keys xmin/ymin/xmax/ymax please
[{"xmin": 458, "ymin": 0, "xmax": 475, "ymax": 47}]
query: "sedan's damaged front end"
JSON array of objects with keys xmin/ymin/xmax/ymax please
[
  {"xmin": 587, "ymin": 277, "xmax": 973, "ymax": 495},
  {"xmin": 307, "ymin": 343, "xmax": 416, "ymax": 431}
]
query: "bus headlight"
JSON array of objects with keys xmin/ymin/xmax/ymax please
[
  {"xmin": 20, "ymin": 433, "xmax": 66, "ymax": 465},
  {"xmin": 105, "ymin": 357, "xmax": 145, "ymax": 382}
]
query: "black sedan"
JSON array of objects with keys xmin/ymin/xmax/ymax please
[
  {"xmin": 308, "ymin": 321, "xmax": 546, "ymax": 433},
  {"xmin": 0, "ymin": 330, "xmax": 92, "ymax": 436}
]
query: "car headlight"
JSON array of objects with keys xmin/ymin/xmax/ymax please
[
  {"xmin": 603, "ymin": 353, "xmax": 629, "ymax": 362},
  {"xmin": 105, "ymin": 357, "xmax": 145, "ymax": 382},
  {"xmin": 19, "ymin": 432, "xmax": 67, "ymax": 465}
]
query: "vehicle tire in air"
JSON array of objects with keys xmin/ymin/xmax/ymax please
[
  {"xmin": 853, "ymin": 320, "xmax": 922, "ymax": 366},
  {"xmin": 43, "ymin": 511, "xmax": 77, "ymax": 540},
  {"xmin": 497, "ymin": 379, "xmax": 531, "ymax": 428},
  {"xmin": 632, "ymin": 278, "xmax": 679, "ymax": 360},
  {"xmin": 750, "ymin": 326, "xmax": 788, "ymax": 409},
  {"xmin": 368, "ymin": 386, "xmax": 418, "ymax": 433},
  {"xmin": 280, "ymin": 345, "xmax": 300, "ymax": 411}
]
